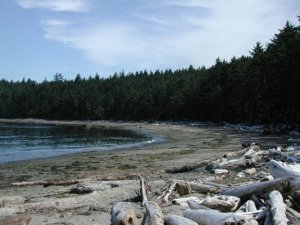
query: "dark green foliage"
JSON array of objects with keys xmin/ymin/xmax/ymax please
[{"xmin": 0, "ymin": 22, "xmax": 299, "ymax": 125}]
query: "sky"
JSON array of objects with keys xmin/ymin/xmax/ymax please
[{"xmin": 0, "ymin": 0, "xmax": 299, "ymax": 82}]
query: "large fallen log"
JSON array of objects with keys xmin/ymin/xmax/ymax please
[
  {"xmin": 99, "ymin": 173, "xmax": 139, "ymax": 181},
  {"xmin": 143, "ymin": 201, "xmax": 164, "ymax": 225},
  {"xmin": 0, "ymin": 214, "xmax": 31, "ymax": 225},
  {"xmin": 220, "ymin": 177, "xmax": 289, "ymax": 200},
  {"xmin": 269, "ymin": 191, "xmax": 288, "ymax": 225},
  {"xmin": 11, "ymin": 179, "xmax": 83, "ymax": 187},
  {"xmin": 163, "ymin": 214, "xmax": 198, "ymax": 225},
  {"xmin": 188, "ymin": 182, "xmax": 219, "ymax": 194},
  {"xmin": 111, "ymin": 202, "xmax": 137, "ymax": 225},
  {"xmin": 165, "ymin": 159, "xmax": 212, "ymax": 173}
]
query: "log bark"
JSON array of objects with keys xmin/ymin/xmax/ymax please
[
  {"xmin": 220, "ymin": 177, "xmax": 289, "ymax": 200},
  {"xmin": 165, "ymin": 159, "xmax": 212, "ymax": 173},
  {"xmin": 0, "ymin": 214, "xmax": 31, "ymax": 225},
  {"xmin": 111, "ymin": 202, "xmax": 137, "ymax": 225},
  {"xmin": 163, "ymin": 214, "xmax": 198, "ymax": 225},
  {"xmin": 188, "ymin": 182, "xmax": 219, "ymax": 194},
  {"xmin": 11, "ymin": 179, "xmax": 82, "ymax": 187},
  {"xmin": 269, "ymin": 190, "xmax": 288, "ymax": 225},
  {"xmin": 143, "ymin": 201, "xmax": 164, "ymax": 225}
]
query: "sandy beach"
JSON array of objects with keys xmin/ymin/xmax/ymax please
[{"xmin": 0, "ymin": 119, "xmax": 283, "ymax": 224}]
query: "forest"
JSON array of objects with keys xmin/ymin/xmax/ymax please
[{"xmin": 0, "ymin": 22, "xmax": 299, "ymax": 126}]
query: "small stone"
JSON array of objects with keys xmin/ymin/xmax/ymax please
[{"xmin": 244, "ymin": 168, "xmax": 256, "ymax": 176}]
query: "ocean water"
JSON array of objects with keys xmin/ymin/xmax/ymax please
[{"xmin": 0, "ymin": 123, "xmax": 154, "ymax": 163}]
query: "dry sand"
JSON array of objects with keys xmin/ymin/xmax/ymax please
[{"xmin": 0, "ymin": 119, "xmax": 261, "ymax": 224}]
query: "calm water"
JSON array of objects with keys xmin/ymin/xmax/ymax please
[{"xmin": 0, "ymin": 124, "xmax": 153, "ymax": 163}]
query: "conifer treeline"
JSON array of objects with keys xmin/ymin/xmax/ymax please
[{"xmin": 0, "ymin": 22, "xmax": 299, "ymax": 125}]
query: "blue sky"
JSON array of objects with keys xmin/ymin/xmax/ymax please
[{"xmin": 0, "ymin": 0, "xmax": 299, "ymax": 82}]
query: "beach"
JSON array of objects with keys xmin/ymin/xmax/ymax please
[{"xmin": 0, "ymin": 119, "xmax": 286, "ymax": 224}]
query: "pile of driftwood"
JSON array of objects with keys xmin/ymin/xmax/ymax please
[
  {"xmin": 1, "ymin": 143, "xmax": 300, "ymax": 225},
  {"xmin": 111, "ymin": 144, "xmax": 300, "ymax": 225}
]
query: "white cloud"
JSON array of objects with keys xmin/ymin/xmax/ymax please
[
  {"xmin": 17, "ymin": 0, "xmax": 89, "ymax": 12},
  {"xmin": 39, "ymin": 0, "xmax": 300, "ymax": 74}
]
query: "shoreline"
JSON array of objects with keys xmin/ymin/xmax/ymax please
[{"xmin": 0, "ymin": 118, "xmax": 298, "ymax": 224}]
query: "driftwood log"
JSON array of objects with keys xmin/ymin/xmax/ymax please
[
  {"xmin": 188, "ymin": 182, "xmax": 219, "ymax": 194},
  {"xmin": 165, "ymin": 159, "xmax": 212, "ymax": 173},
  {"xmin": 111, "ymin": 202, "xmax": 137, "ymax": 225},
  {"xmin": 172, "ymin": 197, "xmax": 200, "ymax": 207},
  {"xmin": 220, "ymin": 177, "xmax": 289, "ymax": 200},
  {"xmin": 143, "ymin": 201, "xmax": 164, "ymax": 225},
  {"xmin": 183, "ymin": 209, "xmax": 246, "ymax": 225},
  {"xmin": 11, "ymin": 179, "xmax": 83, "ymax": 187},
  {"xmin": 269, "ymin": 191, "xmax": 288, "ymax": 225},
  {"xmin": 163, "ymin": 214, "xmax": 198, "ymax": 225}
]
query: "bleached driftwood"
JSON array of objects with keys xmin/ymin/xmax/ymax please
[
  {"xmin": 269, "ymin": 191, "xmax": 288, "ymax": 225},
  {"xmin": 213, "ymin": 169, "xmax": 229, "ymax": 175},
  {"xmin": 200, "ymin": 195, "xmax": 240, "ymax": 212},
  {"xmin": 143, "ymin": 201, "xmax": 164, "ymax": 225},
  {"xmin": 139, "ymin": 175, "xmax": 148, "ymax": 206},
  {"xmin": 220, "ymin": 177, "xmax": 289, "ymax": 200},
  {"xmin": 236, "ymin": 200, "xmax": 257, "ymax": 214},
  {"xmin": 11, "ymin": 179, "xmax": 83, "ymax": 187},
  {"xmin": 188, "ymin": 182, "xmax": 219, "ymax": 194},
  {"xmin": 172, "ymin": 197, "xmax": 201, "ymax": 207},
  {"xmin": 111, "ymin": 202, "xmax": 137, "ymax": 225},
  {"xmin": 100, "ymin": 173, "xmax": 139, "ymax": 181},
  {"xmin": 223, "ymin": 147, "xmax": 249, "ymax": 158},
  {"xmin": 183, "ymin": 209, "xmax": 246, "ymax": 225},
  {"xmin": 163, "ymin": 214, "xmax": 198, "ymax": 225},
  {"xmin": 165, "ymin": 159, "xmax": 212, "ymax": 173},
  {"xmin": 202, "ymin": 181, "xmax": 228, "ymax": 189},
  {"xmin": 156, "ymin": 180, "xmax": 177, "ymax": 205},
  {"xmin": 0, "ymin": 214, "xmax": 31, "ymax": 225},
  {"xmin": 269, "ymin": 160, "xmax": 300, "ymax": 178}
]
